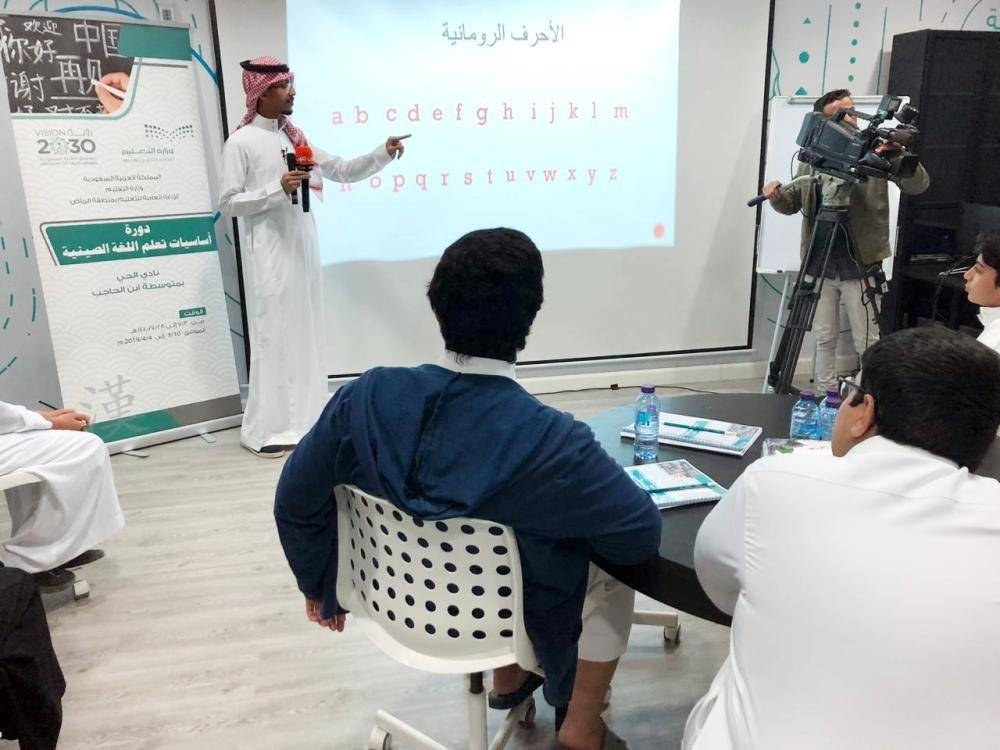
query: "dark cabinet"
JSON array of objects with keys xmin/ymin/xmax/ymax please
[{"xmin": 885, "ymin": 29, "xmax": 1000, "ymax": 332}]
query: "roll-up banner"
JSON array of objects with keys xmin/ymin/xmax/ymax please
[{"xmin": 0, "ymin": 11, "xmax": 241, "ymax": 449}]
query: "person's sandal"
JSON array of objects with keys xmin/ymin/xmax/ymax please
[
  {"xmin": 241, "ymin": 443, "xmax": 286, "ymax": 458},
  {"xmin": 57, "ymin": 549, "xmax": 104, "ymax": 569},
  {"xmin": 32, "ymin": 568, "xmax": 76, "ymax": 591},
  {"xmin": 555, "ymin": 712, "xmax": 627, "ymax": 749},
  {"xmin": 487, "ymin": 671, "xmax": 544, "ymax": 709},
  {"xmin": 601, "ymin": 725, "xmax": 629, "ymax": 749}
]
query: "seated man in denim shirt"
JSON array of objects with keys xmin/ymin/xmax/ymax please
[{"xmin": 275, "ymin": 228, "xmax": 662, "ymax": 750}]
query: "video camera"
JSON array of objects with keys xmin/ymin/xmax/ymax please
[{"xmin": 795, "ymin": 95, "xmax": 920, "ymax": 183}]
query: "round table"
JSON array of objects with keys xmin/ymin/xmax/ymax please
[{"xmin": 587, "ymin": 392, "xmax": 1000, "ymax": 626}]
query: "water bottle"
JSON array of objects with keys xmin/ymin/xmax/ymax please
[
  {"xmin": 819, "ymin": 388, "xmax": 838, "ymax": 411},
  {"xmin": 789, "ymin": 391, "xmax": 820, "ymax": 439},
  {"xmin": 819, "ymin": 394, "xmax": 841, "ymax": 440},
  {"xmin": 633, "ymin": 385, "xmax": 660, "ymax": 464}
]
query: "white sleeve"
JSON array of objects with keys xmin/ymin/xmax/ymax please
[
  {"xmin": 693, "ymin": 470, "xmax": 749, "ymax": 615},
  {"xmin": 313, "ymin": 142, "xmax": 392, "ymax": 184},
  {"xmin": 0, "ymin": 401, "xmax": 52, "ymax": 434},
  {"xmin": 218, "ymin": 140, "xmax": 287, "ymax": 217}
]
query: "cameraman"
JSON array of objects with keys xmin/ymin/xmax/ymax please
[{"xmin": 762, "ymin": 89, "xmax": 929, "ymax": 392}]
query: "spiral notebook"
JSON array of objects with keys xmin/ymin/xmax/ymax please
[
  {"xmin": 620, "ymin": 412, "xmax": 763, "ymax": 457},
  {"xmin": 625, "ymin": 459, "xmax": 726, "ymax": 509}
]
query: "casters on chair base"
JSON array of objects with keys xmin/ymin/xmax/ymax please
[
  {"xmin": 72, "ymin": 578, "xmax": 90, "ymax": 600},
  {"xmin": 368, "ymin": 727, "xmax": 392, "ymax": 750},
  {"xmin": 663, "ymin": 622, "xmax": 681, "ymax": 647}
]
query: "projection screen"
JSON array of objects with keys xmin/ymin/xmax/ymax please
[{"xmin": 284, "ymin": 0, "xmax": 771, "ymax": 374}]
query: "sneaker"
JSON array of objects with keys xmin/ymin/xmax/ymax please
[{"xmin": 241, "ymin": 443, "xmax": 286, "ymax": 458}]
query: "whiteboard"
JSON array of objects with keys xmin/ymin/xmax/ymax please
[{"xmin": 756, "ymin": 96, "xmax": 903, "ymax": 275}]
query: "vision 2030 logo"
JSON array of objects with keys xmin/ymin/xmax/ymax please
[{"xmin": 36, "ymin": 137, "xmax": 97, "ymax": 155}]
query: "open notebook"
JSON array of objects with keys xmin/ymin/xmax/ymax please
[
  {"xmin": 625, "ymin": 459, "xmax": 727, "ymax": 509},
  {"xmin": 621, "ymin": 412, "xmax": 763, "ymax": 457}
]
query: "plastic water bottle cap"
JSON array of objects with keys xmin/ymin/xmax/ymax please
[
  {"xmin": 640, "ymin": 384, "xmax": 656, "ymax": 393},
  {"xmin": 799, "ymin": 390, "xmax": 815, "ymax": 400}
]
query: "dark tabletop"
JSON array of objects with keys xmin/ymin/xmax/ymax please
[{"xmin": 587, "ymin": 392, "xmax": 1000, "ymax": 626}]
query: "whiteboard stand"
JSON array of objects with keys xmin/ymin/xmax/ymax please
[{"xmin": 761, "ymin": 273, "xmax": 792, "ymax": 393}]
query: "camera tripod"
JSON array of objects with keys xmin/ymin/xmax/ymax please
[{"xmin": 767, "ymin": 175, "xmax": 886, "ymax": 394}]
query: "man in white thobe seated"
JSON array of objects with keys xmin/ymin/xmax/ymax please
[
  {"xmin": 963, "ymin": 231, "xmax": 1000, "ymax": 353},
  {"xmin": 219, "ymin": 55, "xmax": 408, "ymax": 459},
  {"xmin": 683, "ymin": 327, "xmax": 1000, "ymax": 750},
  {"xmin": 0, "ymin": 402, "xmax": 124, "ymax": 590}
]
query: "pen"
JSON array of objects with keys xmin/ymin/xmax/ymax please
[
  {"xmin": 38, "ymin": 400, "xmax": 57, "ymax": 409},
  {"xmin": 660, "ymin": 421, "xmax": 727, "ymax": 435},
  {"xmin": 91, "ymin": 78, "xmax": 126, "ymax": 99}
]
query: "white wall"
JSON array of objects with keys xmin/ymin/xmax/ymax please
[{"xmin": 213, "ymin": 0, "xmax": 287, "ymax": 134}]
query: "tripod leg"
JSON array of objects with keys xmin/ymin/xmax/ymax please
[
  {"xmin": 768, "ymin": 215, "xmax": 839, "ymax": 394},
  {"xmin": 775, "ymin": 290, "xmax": 814, "ymax": 394}
]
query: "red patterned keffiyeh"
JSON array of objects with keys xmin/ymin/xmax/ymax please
[{"xmin": 236, "ymin": 56, "xmax": 319, "ymax": 196}]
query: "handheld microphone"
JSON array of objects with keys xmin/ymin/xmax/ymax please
[
  {"xmin": 294, "ymin": 145, "xmax": 316, "ymax": 212},
  {"xmin": 748, "ymin": 174, "xmax": 814, "ymax": 208},
  {"xmin": 285, "ymin": 151, "xmax": 298, "ymax": 205},
  {"xmin": 748, "ymin": 186, "xmax": 782, "ymax": 207}
]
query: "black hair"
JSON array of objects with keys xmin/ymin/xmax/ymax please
[
  {"xmin": 427, "ymin": 228, "xmax": 544, "ymax": 363},
  {"xmin": 975, "ymin": 231, "xmax": 1000, "ymax": 288},
  {"xmin": 814, "ymin": 88, "xmax": 852, "ymax": 113},
  {"xmin": 850, "ymin": 327, "xmax": 1000, "ymax": 470}
]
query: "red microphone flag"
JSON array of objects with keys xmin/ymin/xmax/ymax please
[{"xmin": 294, "ymin": 144, "xmax": 316, "ymax": 167}]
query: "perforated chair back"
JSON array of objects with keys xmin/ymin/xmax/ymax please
[{"xmin": 335, "ymin": 484, "xmax": 537, "ymax": 675}]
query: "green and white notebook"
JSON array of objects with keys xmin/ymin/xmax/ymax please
[
  {"xmin": 621, "ymin": 412, "xmax": 763, "ymax": 457},
  {"xmin": 625, "ymin": 459, "xmax": 727, "ymax": 509}
]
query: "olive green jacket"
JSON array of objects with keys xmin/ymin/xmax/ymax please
[{"xmin": 770, "ymin": 162, "xmax": 930, "ymax": 267}]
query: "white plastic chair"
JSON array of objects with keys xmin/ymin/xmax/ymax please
[
  {"xmin": 0, "ymin": 471, "xmax": 42, "ymax": 494},
  {"xmin": 633, "ymin": 608, "xmax": 681, "ymax": 646},
  {"xmin": 335, "ymin": 484, "xmax": 540, "ymax": 750},
  {"xmin": 0, "ymin": 471, "xmax": 89, "ymax": 599}
]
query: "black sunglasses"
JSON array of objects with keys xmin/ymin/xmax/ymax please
[{"xmin": 837, "ymin": 375, "xmax": 869, "ymax": 401}]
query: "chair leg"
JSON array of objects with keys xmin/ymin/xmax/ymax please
[
  {"xmin": 468, "ymin": 673, "xmax": 488, "ymax": 750},
  {"xmin": 72, "ymin": 576, "xmax": 90, "ymax": 600},
  {"xmin": 487, "ymin": 697, "xmax": 535, "ymax": 750},
  {"xmin": 366, "ymin": 673, "xmax": 534, "ymax": 750},
  {"xmin": 371, "ymin": 709, "xmax": 449, "ymax": 750}
]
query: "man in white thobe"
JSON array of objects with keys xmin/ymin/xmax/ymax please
[
  {"xmin": 0, "ymin": 402, "xmax": 124, "ymax": 589},
  {"xmin": 682, "ymin": 327, "xmax": 1000, "ymax": 750},
  {"xmin": 219, "ymin": 56, "xmax": 407, "ymax": 457}
]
